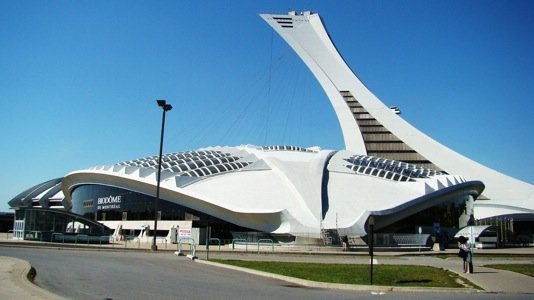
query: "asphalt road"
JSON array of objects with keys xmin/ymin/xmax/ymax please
[{"xmin": 0, "ymin": 246, "xmax": 532, "ymax": 300}]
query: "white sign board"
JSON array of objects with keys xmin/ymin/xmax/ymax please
[{"xmin": 178, "ymin": 228, "xmax": 192, "ymax": 238}]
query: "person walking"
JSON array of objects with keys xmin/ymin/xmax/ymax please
[{"xmin": 458, "ymin": 235, "xmax": 473, "ymax": 273}]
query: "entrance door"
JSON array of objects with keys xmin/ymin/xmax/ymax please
[{"xmin": 13, "ymin": 220, "xmax": 24, "ymax": 240}]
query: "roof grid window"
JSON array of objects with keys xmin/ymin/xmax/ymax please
[
  {"xmin": 115, "ymin": 149, "xmax": 252, "ymax": 178},
  {"xmin": 191, "ymin": 169, "xmax": 203, "ymax": 177},
  {"xmin": 192, "ymin": 161, "xmax": 203, "ymax": 169},
  {"xmin": 207, "ymin": 166, "xmax": 218, "ymax": 175},
  {"xmin": 207, "ymin": 158, "xmax": 219, "ymax": 165},
  {"xmin": 215, "ymin": 165, "xmax": 227, "ymax": 172},
  {"xmin": 166, "ymin": 161, "xmax": 179, "ymax": 167},
  {"xmin": 186, "ymin": 163, "xmax": 196, "ymax": 171},
  {"xmin": 343, "ymin": 154, "xmax": 443, "ymax": 182}
]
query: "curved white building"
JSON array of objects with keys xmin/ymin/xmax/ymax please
[{"xmin": 59, "ymin": 145, "xmax": 482, "ymax": 238}]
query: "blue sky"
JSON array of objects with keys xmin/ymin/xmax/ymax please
[{"xmin": 1, "ymin": 1, "xmax": 533, "ymax": 212}]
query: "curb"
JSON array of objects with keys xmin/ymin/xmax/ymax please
[
  {"xmin": 194, "ymin": 258, "xmax": 483, "ymax": 293},
  {"xmin": 5, "ymin": 257, "xmax": 65, "ymax": 300}
]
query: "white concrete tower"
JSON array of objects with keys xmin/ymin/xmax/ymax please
[{"xmin": 260, "ymin": 11, "xmax": 534, "ymax": 221}]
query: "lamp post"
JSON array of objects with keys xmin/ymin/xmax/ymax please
[
  {"xmin": 368, "ymin": 215, "xmax": 375, "ymax": 285},
  {"xmin": 152, "ymin": 99, "xmax": 172, "ymax": 251}
]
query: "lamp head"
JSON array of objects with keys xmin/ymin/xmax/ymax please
[{"xmin": 156, "ymin": 99, "xmax": 173, "ymax": 111}]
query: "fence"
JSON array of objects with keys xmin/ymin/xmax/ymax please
[{"xmin": 1, "ymin": 230, "xmax": 437, "ymax": 250}]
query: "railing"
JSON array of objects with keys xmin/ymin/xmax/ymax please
[
  {"xmin": 124, "ymin": 237, "xmax": 140, "ymax": 248},
  {"xmin": 257, "ymin": 239, "xmax": 274, "ymax": 253},
  {"xmin": 154, "ymin": 236, "xmax": 168, "ymax": 249},
  {"xmin": 207, "ymin": 238, "xmax": 221, "ymax": 250},
  {"xmin": 49, "ymin": 233, "xmax": 111, "ymax": 246},
  {"xmin": 230, "ymin": 238, "xmax": 275, "ymax": 253},
  {"xmin": 75, "ymin": 234, "xmax": 89, "ymax": 245},
  {"xmin": 373, "ymin": 233, "xmax": 431, "ymax": 248},
  {"xmin": 51, "ymin": 233, "xmax": 65, "ymax": 243},
  {"xmin": 232, "ymin": 238, "xmax": 247, "ymax": 251}
]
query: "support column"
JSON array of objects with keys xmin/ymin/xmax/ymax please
[{"xmin": 459, "ymin": 195, "xmax": 475, "ymax": 228}]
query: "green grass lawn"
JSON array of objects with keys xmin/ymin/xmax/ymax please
[
  {"xmin": 213, "ymin": 260, "xmax": 473, "ymax": 288},
  {"xmin": 484, "ymin": 264, "xmax": 534, "ymax": 277}
]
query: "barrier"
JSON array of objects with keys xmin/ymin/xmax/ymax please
[
  {"xmin": 372, "ymin": 233, "xmax": 431, "ymax": 248},
  {"xmin": 98, "ymin": 235, "xmax": 110, "ymax": 246},
  {"xmin": 257, "ymin": 239, "xmax": 274, "ymax": 253},
  {"xmin": 207, "ymin": 238, "xmax": 221, "ymax": 250},
  {"xmin": 51, "ymin": 233, "xmax": 64, "ymax": 243},
  {"xmin": 155, "ymin": 237, "xmax": 168, "ymax": 249},
  {"xmin": 232, "ymin": 238, "xmax": 247, "ymax": 251},
  {"xmin": 176, "ymin": 238, "xmax": 196, "ymax": 257},
  {"xmin": 75, "ymin": 234, "xmax": 89, "ymax": 245},
  {"xmin": 125, "ymin": 237, "xmax": 140, "ymax": 248}
]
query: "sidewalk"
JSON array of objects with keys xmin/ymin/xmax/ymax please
[{"xmin": 1, "ymin": 239, "xmax": 534, "ymax": 298}]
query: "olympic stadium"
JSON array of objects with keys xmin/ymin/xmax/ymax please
[{"xmin": 7, "ymin": 11, "xmax": 534, "ymax": 248}]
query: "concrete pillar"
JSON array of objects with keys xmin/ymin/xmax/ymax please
[{"xmin": 459, "ymin": 195, "xmax": 475, "ymax": 228}]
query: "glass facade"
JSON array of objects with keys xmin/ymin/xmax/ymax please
[
  {"xmin": 14, "ymin": 208, "xmax": 112, "ymax": 242},
  {"xmin": 70, "ymin": 184, "xmax": 252, "ymax": 239},
  {"xmin": 72, "ymin": 185, "xmax": 189, "ymax": 221},
  {"xmin": 476, "ymin": 216, "xmax": 534, "ymax": 245},
  {"xmin": 375, "ymin": 199, "xmax": 468, "ymax": 248}
]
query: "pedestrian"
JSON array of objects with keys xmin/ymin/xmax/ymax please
[{"xmin": 458, "ymin": 235, "xmax": 473, "ymax": 273}]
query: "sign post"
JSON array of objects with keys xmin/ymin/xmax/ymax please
[
  {"xmin": 368, "ymin": 216, "xmax": 375, "ymax": 285},
  {"xmin": 206, "ymin": 225, "xmax": 210, "ymax": 260}
]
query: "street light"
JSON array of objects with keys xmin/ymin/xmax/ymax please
[{"xmin": 152, "ymin": 99, "xmax": 173, "ymax": 251}]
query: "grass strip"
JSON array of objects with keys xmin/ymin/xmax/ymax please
[
  {"xmin": 484, "ymin": 264, "xmax": 534, "ymax": 277},
  {"xmin": 213, "ymin": 260, "xmax": 468, "ymax": 288}
]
